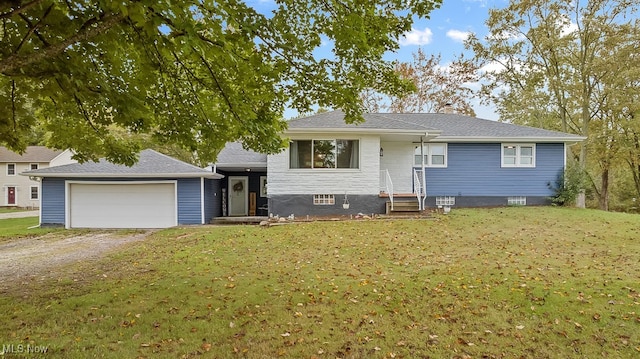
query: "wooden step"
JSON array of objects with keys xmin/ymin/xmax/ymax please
[{"xmin": 386, "ymin": 200, "xmax": 420, "ymax": 214}]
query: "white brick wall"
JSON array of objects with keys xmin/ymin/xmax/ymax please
[{"xmin": 267, "ymin": 135, "xmax": 381, "ymax": 195}]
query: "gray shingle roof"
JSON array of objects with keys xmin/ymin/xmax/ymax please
[
  {"xmin": 287, "ymin": 111, "xmax": 437, "ymax": 132},
  {"xmin": 0, "ymin": 146, "xmax": 66, "ymax": 162},
  {"xmin": 216, "ymin": 142, "xmax": 266, "ymax": 165},
  {"xmin": 287, "ymin": 111, "xmax": 585, "ymax": 141},
  {"xmin": 22, "ymin": 149, "xmax": 221, "ymax": 178}
]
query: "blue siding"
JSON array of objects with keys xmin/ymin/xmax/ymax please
[
  {"xmin": 424, "ymin": 143, "xmax": 564, "ymax": 196},
  {"xmin": 40, "ymin": 177, "xmax": 209, "ymax": 227},
  {"xmin": 177, "ymin": 178, "xmax": 203, "ymax": 224},
  {"xmin": 41, "ymin": 178, "xmax": 66, "ymax": 225}
]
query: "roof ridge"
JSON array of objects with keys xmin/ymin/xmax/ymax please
[
  {"xmin": 142, "ymin": 149, "xmax": 207, "ymax": 172},
  {"xmin": 366, "ymin": 113, "xmax": 435, "ymax": 131}
]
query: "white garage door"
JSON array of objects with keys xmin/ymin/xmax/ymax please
[{"xmin": 68, "ymin": 182, "xmax": 177, "ymax": 228}]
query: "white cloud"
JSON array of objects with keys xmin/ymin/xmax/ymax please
[
  {"xmin": 446, "ymin": 29, "xmax": 471, "ymax": 43},
  {"xmin": 560, "ymin": 21, "xmax": 578, "ymax": 37},
  {"xmin": 480, "ymin": 60, "xmax": 506, "ymax": 73},
  {"xmin": 400, "ymin": 27, "xmax": 433, "ymax": 46}
]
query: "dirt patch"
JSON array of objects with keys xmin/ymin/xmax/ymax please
[{"xmin": 0, "ymin": 231, "xmax": 152, "ymax": 293}]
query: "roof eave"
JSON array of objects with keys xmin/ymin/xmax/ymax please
[
  {"xmin": 285, "ymin": 128, "xmax": 442, "ymax": 136},
  {"xmin": 21, "ymin": 172, "xmax": 223, "ymax": 179},
  {"xmin": 436, "ymin": 136, "xmax": 587, "ymax": 143},
  {"xmin": 214, "ymin": 162, "xmax": 267, "ymax": 167}
]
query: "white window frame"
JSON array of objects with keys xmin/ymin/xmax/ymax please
[
  {"xmin": 507, "ymin": 196, "xmax": 527, "ymax": 206},
  {"xmin": 30, "ymin": 163, "xmax": 39, "ymax": 170},
  {"xmin": 7, "ymin": 163, "xmax": 16, "ymax": 176},
  {"xmin": 435, "ymin": 196, "xmax": 455, "ymax": 206},
  {"xmin": 501, "ymin": 144, "xmax": 536, "ymax": 168},
  {"xmin": 30, "ymin": 185, "xmax": 39, "ymax": 200},
  {"xmin": 260, "ymin": 176, "xmax": 267, "ymax": 198},
  {"xmin": 313, "ymin": 194, "xmax": 335, "ymax": 205},
  {"xmin": 414, "ymin": 143, "xmax": 448, "ymax": 168}
]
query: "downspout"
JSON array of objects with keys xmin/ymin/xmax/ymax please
[{"xmin": 420, "ymin": 135, "xmax": 426, "ymax": 211}]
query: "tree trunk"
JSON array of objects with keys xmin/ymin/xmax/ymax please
[{"xmin": 599, "ymin": 167, "xmax": 609, "ymax": 211}]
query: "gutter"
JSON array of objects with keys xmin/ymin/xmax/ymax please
[{"xmin": 20, "ymin": 172, "xmax": 224, "ymax": 179}]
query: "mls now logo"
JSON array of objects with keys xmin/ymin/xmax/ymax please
[{"xmin": 1, "ymin": 344, "xmax": 49, "ymax": 355}]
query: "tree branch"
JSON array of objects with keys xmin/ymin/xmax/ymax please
[
  {"xmin": 0, "ymin": 0, "xmax": 44, "ymax": 19},
  {"xmin": 194, "ymin": 48, "xmax": 244, "ymax": 124},
  {"xmin": 0, "ymin": 12, "xmax": 126, "ymax": 75},
  {"xmin": 10, "ymin": 79, "xmax": 16, "ymax": 130},
  {"xmin": 16, "ymin": 3, "xmax": 53, "ymax": 53},
  {"xmin": 72, "ymin": 92, "xmax": 100, "ymax": 134}
]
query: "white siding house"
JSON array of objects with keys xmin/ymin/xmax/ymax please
[{"xmin": 0, "ymin": 146, "xmax": 75, "ymax": 208}]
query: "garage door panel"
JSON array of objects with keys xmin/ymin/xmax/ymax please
[{"xmin": 69, "ymin": 183, "xmax": 177, "ymax": 228}]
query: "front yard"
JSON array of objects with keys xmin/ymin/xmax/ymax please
[{"xmin": 1, "ymin": 207, "xmax": 639, "ymax": 358}]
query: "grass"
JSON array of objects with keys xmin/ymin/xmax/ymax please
[
  {"xmin": 0, "ymin": 216, "xmax": 62, "ymax": 241},
  {"xmin": 1, "ymin": 207, "xmax": 639, "ymax": 358}
]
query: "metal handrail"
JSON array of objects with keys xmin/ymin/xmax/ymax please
[
  {"xmin": 413, "ymin": 169, "xmax": 423, "ymax": 211},
  {"xmin": 380, "ymin": 169, "xmax": 394, "ymax": 210}
]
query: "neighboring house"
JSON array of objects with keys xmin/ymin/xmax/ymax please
[
  {"xmin": 209, "ymin": 142, "xmax": 268, "ymax": 217},
  {"xmin": 259, "ymin": 111, "xmax": 585, "ymax": 217},
  {"xmin": 0, "ymin": 146, "xmax": 75, "ymax": 208},
  {"xmin": 22, "ymin": 149, "xmax": 223, "ymax": 229}
]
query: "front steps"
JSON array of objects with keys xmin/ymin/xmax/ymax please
[{"xmin": 380, "ymin": 192, "xmax": 424, "ymax": 214}]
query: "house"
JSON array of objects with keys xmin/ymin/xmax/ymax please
[
  {"xmin": 0, "ymin": 146, "xmax": 75, "ymax": 208},
  {"xmin": 22, "ymin": 149, "xmax": 223, "ymax": 228},
  {"xmin": 215, "ymin": 111, "xmax": 585, "ymax": 217}
]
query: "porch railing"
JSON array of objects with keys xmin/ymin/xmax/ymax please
[
  {"xmin": 413, "ymin": 169, "xmax": 424, "ymax": 211},
  {"xmin": 380, "ymin": 169, "xmax": 394, "ymax": 210}
]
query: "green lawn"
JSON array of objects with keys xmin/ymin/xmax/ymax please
[
  {"xmin": 1, "ymin": 207, "xmax": 639, "ymax": 358},
  {"xmin": 0, "ymin": 216, "xmax": 61, "ymax": 241}
]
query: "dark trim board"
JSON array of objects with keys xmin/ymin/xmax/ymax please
[
  {"xmin": 268, "ymin": 194, "xmax": 387, "ymax": 217},
  {"xmin": 268, "ymin": 194, "xmax": 552, "ymax": 217}
]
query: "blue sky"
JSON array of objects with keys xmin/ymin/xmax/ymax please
[
  {"xmin": 390, "ymin": 0, "xmax": 505, "ymax": 120},
  {"xmin": 249, "ymin": 0, "xmax": 506, "ymax": 120}
]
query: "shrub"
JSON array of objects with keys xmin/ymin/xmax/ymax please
[{"xmin": 548, "ymin": 163, "xmax": 588, "ymax": 206}]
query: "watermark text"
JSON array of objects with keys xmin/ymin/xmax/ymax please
[{"xmin": 1, "ymin": 343, "xmax": 49, "ymax": 356}]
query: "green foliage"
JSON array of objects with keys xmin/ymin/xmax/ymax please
[
  {"xmin": 0, "ymin": 0, "xmax": 442, "ymax": 165},
  {"xmin": 548, "ymin": 162, "xmax": 588, "ymax": 206}
]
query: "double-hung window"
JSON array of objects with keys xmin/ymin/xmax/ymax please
[
  {"xmin": 30, "ymin": 186, "xmax": 39, "ymax": 200},
  {"xmin": 414, "ymin": 143, "xmax": 447, "ymax": 167},
  {"xmin": 502, "ymin": 144, "xmax": 535, "ymax": 168},
  {"xmin": 290, "ymin": 139, "xmax": 359, "ymax": 169},
  {"xmin": 7, "ymin": 163, "xmax": 16, "ymax": 176}
]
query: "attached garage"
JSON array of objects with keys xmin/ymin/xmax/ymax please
[
  {"xmin": 67, "ymin": 182, "xmax": 177, "ymax": 229},
  {"xmin": 22, "ymin": 149, "xmax": 223, "ymax": 229}
]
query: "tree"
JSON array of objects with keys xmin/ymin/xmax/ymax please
[
  {"xmin": 0, "ymin": 0, "xmax": 441, "ymax": 165},
  {"xmin": 360, "ymin": 49, "xmax": 478, "ymax": 115},
  {"xmin": 467, "ymin": 0, "xmax": 640, "ymax": 210},
  {"xmin": 389, "ymin": 49, "xmax": 478, "ymax": 115}
]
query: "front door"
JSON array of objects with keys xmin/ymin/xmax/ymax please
[
  {"xmin": 228, "ymin": 177, "xmax": 248, "ymax": 216},
  {"xmin": 7, "ymin": 186, "xmax": 16, "ymax": 205}
]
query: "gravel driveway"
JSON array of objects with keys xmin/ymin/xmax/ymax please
[{"xmin": 0, "ymin": 231, "xmax": 152, "ymax": 293}]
